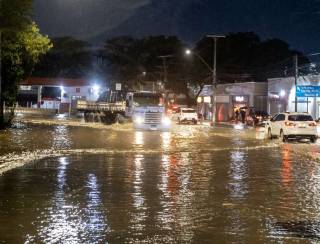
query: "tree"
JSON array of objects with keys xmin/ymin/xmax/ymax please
[
  {"xmin": 0, "ymin": 0, "xmax": 52, "ymax": 127},
  {"xmin": 192, "ymin": 32, "xmax": 308, "ymax": 84},
  {"xmin": 34, "ymin": 37, "xmax": 92, "ymax": 78},
  {"xmin": 104, "ymin": 35, "xmax": 185, "ymax": 88}
]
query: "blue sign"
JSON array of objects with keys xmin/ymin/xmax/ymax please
[{"xmin": 296, "ymin": 85, "xmax": 320, "ymax": 97}]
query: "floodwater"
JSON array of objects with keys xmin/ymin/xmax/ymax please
[{"xmin": 1, "ymin": 120, "xmax": 320, "ymax": 243}]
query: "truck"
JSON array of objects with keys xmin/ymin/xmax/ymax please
[
  {"xmin": 77, "ymin": 91, "xmax": 171, "ymax": 130},
  {"xmin": 125, "ymin": 92, "xmax": 171, "ymax": 130}
]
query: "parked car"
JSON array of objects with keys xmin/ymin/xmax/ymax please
[
  {"xmin": 266, "ymin": 112, "xmax": 318, "ymax": 142},
  {"xmin": 177, "ymin": 108, "xmax": 198, "ymax": 124},
  {"xmin": 254, "ymin": 111, "xmax": 270, "ymax": 123},
  {"xmin": 247, "ymin": 110, "xmax": 269, "ymax": 126}
]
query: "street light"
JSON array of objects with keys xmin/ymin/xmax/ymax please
[
  {"xmin": 185, "ymin": 49, "xmax": 192, "ymax": 55},
  {"xmin": 185, "ymin": 48, "xmax": 213, "ymax": 73}
]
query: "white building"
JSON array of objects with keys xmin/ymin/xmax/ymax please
[
  {"xmin": 268, "ymin": 75, "xmax": 320, "ymax": 118},
  {"xmin": 20, "ymin": 77, "xmax": 105, "ymax": 112}
]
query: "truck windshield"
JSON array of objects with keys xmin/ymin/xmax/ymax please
[{"xmin": 133, "ymin": 94, "xmax": 162, "ymax": 107}]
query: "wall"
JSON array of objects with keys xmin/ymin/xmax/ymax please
[
  {"xmin": 214, "ymin": 82, "xmax": 268, "ymax": 121},
  {"xmin": 268, "ymin": 75, "xmax": 320, "ymax": 118},
  {"xmin": 61, "ymin": 86, "xmax": 101, "ymax": 104}
]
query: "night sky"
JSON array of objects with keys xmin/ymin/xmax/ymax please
[{"xmin": 33, "ymin": 0, "xmax": 320, "ymax": 53}]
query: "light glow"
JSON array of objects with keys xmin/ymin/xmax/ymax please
[
  {"xmin": 134, "ymin": 116, "xmax": 144, "ymax": 125},
  {"xmin": 93, "ymin": 84, "xmax": 100, "ymax": 92},
  {"xmin": 162, "ymin": 116, "xmax": 171, "ymax": 126}
]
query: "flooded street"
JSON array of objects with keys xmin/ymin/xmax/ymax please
[{"xmin": 1, "ymin": 121, "xmax": 320, "ymax": 243}]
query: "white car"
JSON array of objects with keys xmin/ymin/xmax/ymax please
[
  {"xmin": 178, "ymin": 108, "xmax": 198, "ymax": 124},
  {"xmin": 266, "ymin": 112, "xmax": 318, "ymax": 142}
]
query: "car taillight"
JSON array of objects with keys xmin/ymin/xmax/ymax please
[
  {"xmin": 309, "ymin": 122, "xmax": 317, "ymax": 127},
  {"xmin": 285, "ymin": 122, "xmax": 296, "ymax": 127}
]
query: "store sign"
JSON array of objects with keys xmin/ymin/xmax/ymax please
[
  {"xmin": 19, "ymin": 85, "xmax": 31, "ymax": 91},
  {"xmin": 296, "ymin": 85, "xmax": 320, "ymax": 97},
  {"xmin": 116, "ymin": 83, "xmax": 122, "ymax": 91}
]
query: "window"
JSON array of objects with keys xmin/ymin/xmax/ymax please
[
  {"xmin": 275, "ymin": 114, "xmax": 285, "ymax": 121},
  {"xmin": 182, "ymin": 109, "xmax": 196, "ymax": 113},
  {"xmin": 270, "ymin": 114, "xmax": 278, "ymax": 122},
  {"xmin": 76, "ymin": 87, "xmax": 80, "ymax": 93},
  {"xmin": 288, "ymin": 115, "xmax": 313, "ymax": 121}
]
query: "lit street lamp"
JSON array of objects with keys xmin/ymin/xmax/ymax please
[
  {"xmin": 185, "ymin": 34, "xmax": 225, "ymax": 123},
  {"xmin": 185, "ymin": 49, "xmax": 213, "ymax": 74}
]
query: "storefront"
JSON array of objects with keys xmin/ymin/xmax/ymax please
[
  {"xmin": 197, "ymin": 85, "xmax": 213, "ymax": 120},
  {"xmin": 214, "ymin": 82, "xmax": 268, "ymax": 122}
]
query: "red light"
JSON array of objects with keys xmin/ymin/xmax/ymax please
[
  {"xmin": 285, "ymin": 122, "xmax": 296, "ymax": 127},
  {"xmin": 309, "ymin": 122, "xmax": 317, "ymax": 127}
]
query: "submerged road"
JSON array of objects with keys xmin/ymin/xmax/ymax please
[{"xmin": 1, "ymin": 122, "xmax": 320, "ymax": 243}]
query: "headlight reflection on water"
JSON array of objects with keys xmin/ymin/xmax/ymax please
[
  {"xmin": 134, "ymin": 131, "xmax": 144, "ymax": 146},
  {"xmin": 161, "ymin": 132, "xmax": 171, "ymax": 150},
  {"xmin": 162, "ymin": 116, "xmax": 171, "ymax": 126}
]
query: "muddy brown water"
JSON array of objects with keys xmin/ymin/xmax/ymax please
[{"xmin": 1, "ymin": 121, "xmax": 320, "ymax": 243}]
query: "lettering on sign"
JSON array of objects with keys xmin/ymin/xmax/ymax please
[{"xmin": 296, "ymin": 86, "xmax": 320, "ymax": 97}]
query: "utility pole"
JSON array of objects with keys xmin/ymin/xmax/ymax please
[
  {"xmin": 206, "ymin": 35, "xmax": 225, "ymax": 122},
  {"xmin": 0, "ymin": 31, "xmax": 3, "ymax": 124},
  {"xmin": 206, "ymin": 35, "xmax": 225, "ymax": 86},
  {"xmin": 158, "ymin": 55, "xmax": 173, "ymax": 83},
  {"xmin": 294, "ymin": 54, "xmax": 298, "ymax": 112}
]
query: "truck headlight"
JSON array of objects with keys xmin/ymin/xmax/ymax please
[
  {"xmin": 134, "ymin": 116, "xmax": 144, "ymax": 124},
  {"xmin": 162, "ymin": 116, "xmax": 171, "ymax": 126}
]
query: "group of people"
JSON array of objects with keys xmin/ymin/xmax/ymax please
[
  {"xmin": 234, "ymin": 107, "xmax": 257, "ymax": 125},
  {"xmin": 234, "ymin": 107, "xmax": 247, "ymax": 123}
]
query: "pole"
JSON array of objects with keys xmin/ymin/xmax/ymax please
[
  {"xmin": 213, "ymin": 38, "xmax": 217, "ymax": 86},
  {"xmin": 0, "ymin": 31, "xmax": 3, "ymax": 124},
  {"xmin": 294, "ymin": 54, "xmax": 298, "ymax": 112},
  {"xmin": 163, "ymin": 57, "xmax": 167, "ymax": 83},
  {"xmin": 206, "ymin": 35, "xmax": 225, "ymax": 122},
  {"xmin": 158, "ymin": 55, "xmax": 173, "ymax": 84}
]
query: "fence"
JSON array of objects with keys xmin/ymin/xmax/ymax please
[{"xmin": 14, "ymin": 106, "xmax": 57, "ymax": 115}]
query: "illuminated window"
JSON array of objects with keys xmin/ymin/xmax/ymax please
[
  {"xmin": 235, "ymin": 96, "xmax": 244, "ymax": 102},
  {"xmin": 204, "ymin": 96, "xmax": 211, "ymax": 103}
]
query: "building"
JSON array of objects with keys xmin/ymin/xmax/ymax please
[
  {"xmin": 268, "ymin": 74, "xmax": 320, "ymax": 118},
  {"xmin": 214, "ymin": 82, "xmax": 268, "ymax": 122},
  {"xmin": 197, "ymin": 85, "xmax": 214, "ymax": 120},
  {"xmin": 198, "ymin": 82, "xmax": 268, "ymax": 122},
  {"xmin": 19, "ymin": 77, "xmax": 105, "ymax": 112}
]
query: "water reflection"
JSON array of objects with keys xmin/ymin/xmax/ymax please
[
  {"xmin": 228, "ymin": 151, "xmax": 248, "ymax": 199},
  {"xmin": 134, "ymin": 131, "xmax": 144, "ymax": 147},
  {"xmin": 281, "ymin": 144, "xmax": 292, "ymax": 187},
  {"xmin": 85, "ymin": 174, "xmax": 107, "ymax": 242},
  {"xmin": 130, "ymin": 154, "xmax": 146, "ymax": 232},
  {"xmin": 36, "ymin": 157, "xmax": 86, "ymax": 243},
  {"xmin": 161, "ymin": 132, "xmax": 171, "ymax": 151},
  {"xmin": 52, "ymin": 126, "xmax": 72, "ymax": 149}
]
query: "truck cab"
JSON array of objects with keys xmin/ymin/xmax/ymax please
[{"xmin": 125, "ymin": 92, "xmax": 171, "ymax": 130}]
